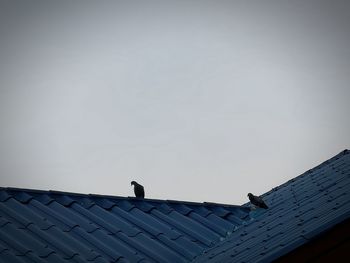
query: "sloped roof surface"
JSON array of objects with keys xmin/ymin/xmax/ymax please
[
  {"xmin": 0, "ymin": 187, "xmax": 251, "ymax": 262},
  {"xmin": 193, "ymin": 149, "xmax": 350, "ymax": 262},
  {"xmin": 1, "ymin": 150, "xmax": 349, "ymax": 263}
]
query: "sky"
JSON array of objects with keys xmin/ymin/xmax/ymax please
[{"xmin": 0, "ymin": 0, "xmax": 349, "ymax": 204}]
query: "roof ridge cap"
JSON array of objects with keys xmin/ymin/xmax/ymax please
[{"xmin": 0, "ymin": 187, "xmax": 245, "ymax": 208}]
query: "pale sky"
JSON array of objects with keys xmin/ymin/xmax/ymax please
[{"xmin": 0, "ymin": 0, "xmax": 349, "ymax": 204}]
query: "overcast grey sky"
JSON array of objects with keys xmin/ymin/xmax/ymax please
[{"xmin": 0, "ymin": 0, "xmax": 349, "ymax": 204}]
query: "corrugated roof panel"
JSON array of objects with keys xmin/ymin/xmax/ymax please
[
  {"xmin": 126, "ymin": 208, "xmax": 165, "ymax": 236},
  {"xmin": 150, "ymin": 209, "xmax": 213, "ymax": 246},
  {"xmin": 0, "ymin": 223, "xmax": 54, "ymax": 258},
  {"xmin": 87, "ymin": 229, "xmax": 144, "ymax": 261},
  {"xmin": 11, "ymin": 192, "xmax": 33, "ymax": 204},
  {"xmin": 0, "ymin": 249, "xmax": 46, "ymax": 263},
  {"xmin": 172, "ymin": 236, "xmax": 204, "ymax": 257},
  {"xmin": 128, "ymin": 208, "xmax": 182, "ymax": 240},
  {"xmin": 43, "ymin": 202, "xmax": 80, "ymax": 231},
  {"xmin": 0, "ymin": 250, "xmax": 24, "ymax": 263},
  {"xmin": 205, "ymin": 213, "xmax": 237, "ymax": 231},
  {"xmin": 34, "ymin": 194, "xmax": 54, "ymax": 205},
  {"xmin": 188, "ymin": 212, "xmax": 228, "ymax": 236},
  {"xmin": 32, "ymin": 225, "xmax": 99, "ymax": 260},
  {"xmin": 90, "ymin": 256, "xmax": 111, "ymax": 263},
  {"xmin": 133, "ymin": 201, "xmax": 156, "ymax": 213},
  {"xmin": 167, "ymin": 210, "xmax": 221, "ymax": 242},
  {"xmin": 207, "ymin": 206, "xmax": 232, "ymax": 218},
  {"xmin": 4, "ymin": 185, "xmax": 254, "ymax": 261},
  {"xmin": 88, "ymin": 205, "xmax": 139, "ymax": 236},
  {"xmin": 157, "ymin": 234, "xmax": 195, "ymax": 260},
  {"xmin": 0, "ymin": 227, "xmax": 32, "ymax": 256},
  {"xmin": 1, "ymin": 150, "xmax": 349, "ymax": 262},
  {"xmin": 171, "ymin": 204, "xmax": 194, "ymax": 216},
  {"xmin": 116, "ymin": 200, "xmax": 136, "ymax": 212},
  {"xmin": 193, "ymin": 149, "xmax": 350, "ymax": 262},
  {"xmin": 74, "ymin": 204, "xmax": 128, "ymax": 235},
  {"xmin": 41, "ymin": 253, "xmax": 68, "ymax": 263},
  {"xmin": 129, "ymin": 232, "xmax": 187, "ymax": 263},
  {"xmin": 190, "ymin": 206, "xmax": 212, "ymax": 217},
  {"xmin": 68, "ymin": 227, "xmax": 127, "ymax": 262},
  {"xmin": 0, "ymin": 202, "xmax": 32, "ymax": 229},
  {"xmin": 225, "ymin": 214, "xmax": 246, "ymax": 225}
]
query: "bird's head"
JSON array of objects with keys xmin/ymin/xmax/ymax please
[
  {"xmin": 247, "ymin": 193, "xmax": 253, "ymax": 198},
  {"xmin": 131, "ymin": 181, "xmax": 136, "ymax": 186}
]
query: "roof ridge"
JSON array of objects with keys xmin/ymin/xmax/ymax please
[{"xmin": 0, "ymin": 187, "xmax": 244, "ymax": 209}]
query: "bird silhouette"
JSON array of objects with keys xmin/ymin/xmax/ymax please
[
  {"xmin": 247, "ymin": 193, "xmax": 268, "ymax": 209},
  {"xmin": 131, "ymin": 181, "xmax": 145, "ymax": 198}
]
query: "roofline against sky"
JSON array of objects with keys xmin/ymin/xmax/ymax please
[{"xmin": 0, "ymin": 186, "xmax": 246, "ymax": 209}]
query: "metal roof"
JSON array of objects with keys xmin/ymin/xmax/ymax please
[
  {"xmin": 193, "ymin": 149, "xmax": 350, "ymax": 262},
  {"xmin": 0, "ymin": 188, "xmax": 251, "ymax": 262},
  {"xmin": 1, "ymin": 150, "xmax": 349, "ymax": 262}
]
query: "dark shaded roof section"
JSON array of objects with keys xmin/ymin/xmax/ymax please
[
  {"xmin": 0, "ymin": 188, "xmax": 250, "ymax": 262},
  {"xmin": 193, "ymin": 149, "xmax": 350, "ymax": 263}
]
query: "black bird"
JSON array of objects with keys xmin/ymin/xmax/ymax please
[
  {"xmin": 131, "ymin": 181, "xmax": 145, "ymax": 198},
  {"xmin": 247, "ymin": 193, "xmax": 268, "ymax": 209}
]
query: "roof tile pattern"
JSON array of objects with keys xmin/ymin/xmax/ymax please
[
  {"xmin": 1, "ymin": 150, "xmax": 349, "ymax": 262},
  {"xmin": 193, "ymin": 149, "xmax": 350, "ymax": 262},
  {"xmin": 0, "ymin": 187, "xmax": 250, "ymax": 262}
]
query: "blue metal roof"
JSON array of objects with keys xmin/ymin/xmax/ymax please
[
  {"xmin": 193, "ymin": 149, "xmax": 350, "ymax": 262},
  {"xmin": 0, "ymin": 187, "xmax": 251, "ymax": 262},
  {"xmin": 1, "ymin": 150, "xmax": 349, "ymax": 262}
]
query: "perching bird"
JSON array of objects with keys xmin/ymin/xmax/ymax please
[
  {"xmin": 247, "ymin": 193, "xmax": 268, "ymax": 209},
  {"xmin": 131, "ymin": 181, "xmax": 145, "ymax": 198}
]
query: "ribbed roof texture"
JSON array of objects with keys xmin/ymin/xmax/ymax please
[
  {"xmin": 0, "ymin": 188, "xmax": 250, "ymax": 262},
  {"xmin": 1, "ymin": 150, "xmax": 349, "ymax": 262},
  {"xmin": 193, "ymin": 149, "xmax": 350, "ymax": 262}
]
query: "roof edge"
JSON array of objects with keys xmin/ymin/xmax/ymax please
[
  {"xmin": 246, "ymin": 149, "xmax": 349, "ymax": 204},
  {"xmin": 0, "ymin": 186, "xmax": 244, "ymax": 209}
]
